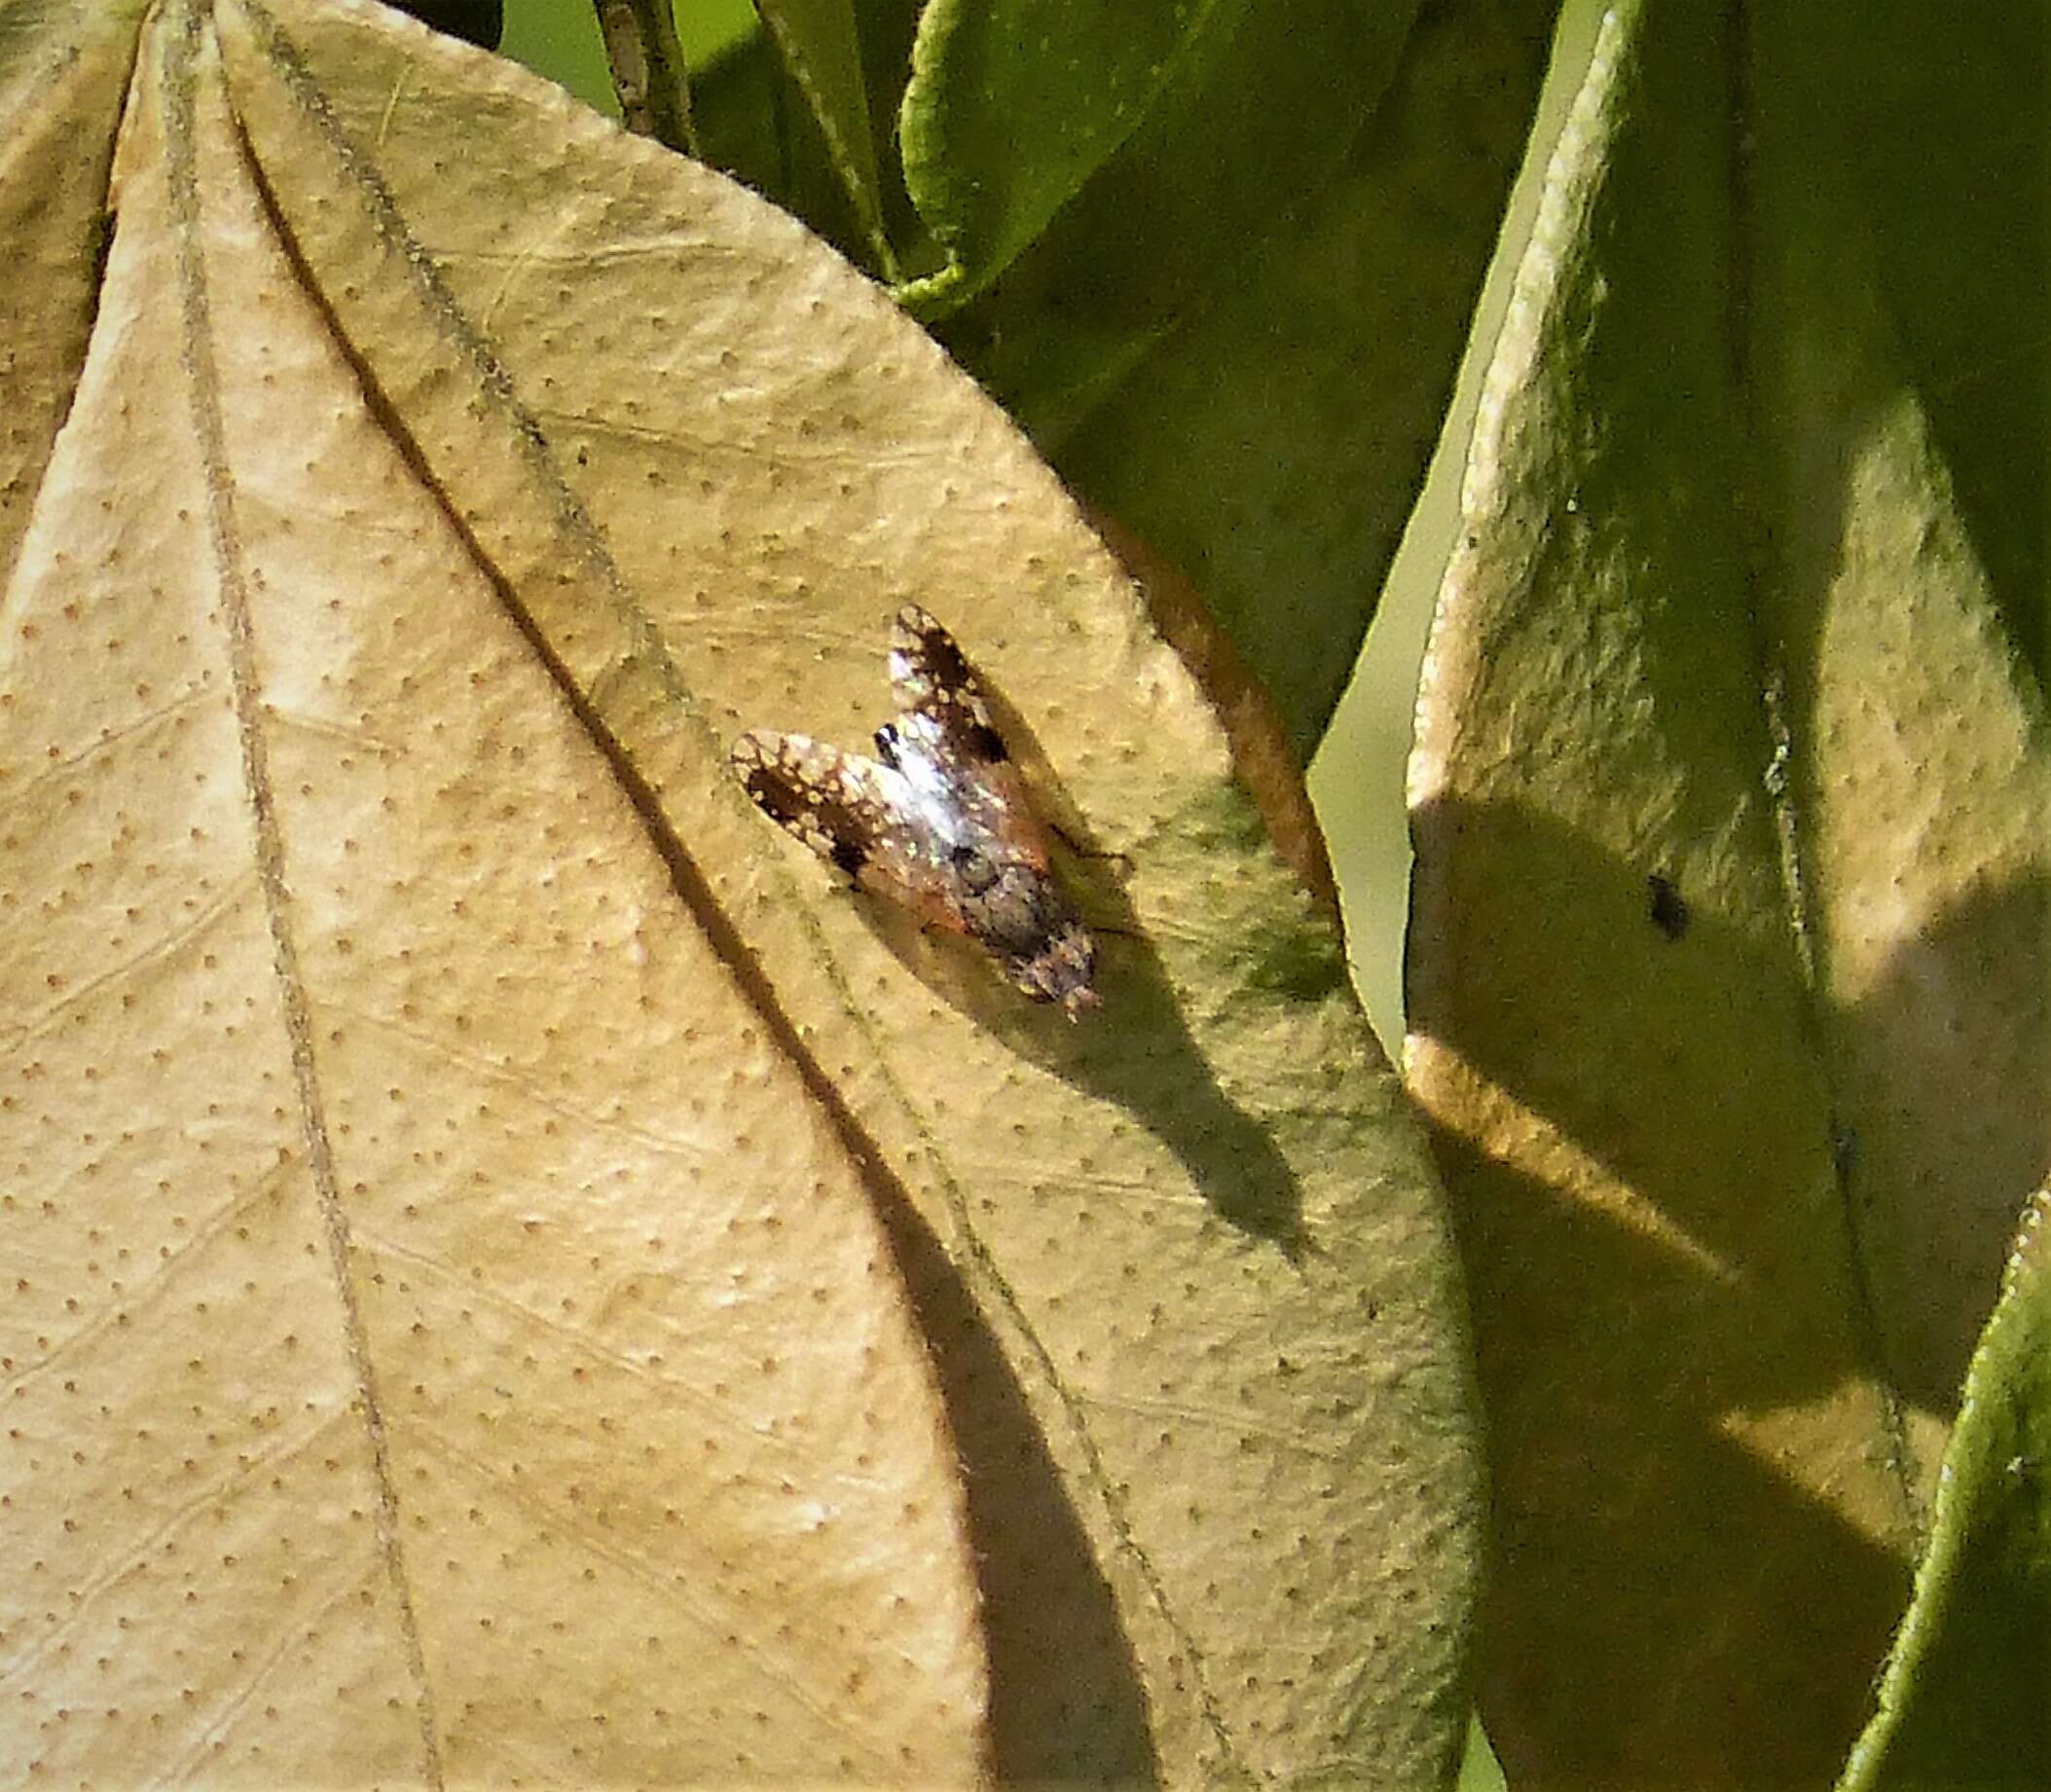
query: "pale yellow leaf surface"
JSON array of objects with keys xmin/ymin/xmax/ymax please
[
  {"xmin": 4, "ymin": 0, "xmax": 1483, "ymax": 1784},
  {"xmin": 1, "ymin": 5, "xmax": 984, "ymax": 1785}
]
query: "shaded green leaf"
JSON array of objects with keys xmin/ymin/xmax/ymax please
[
  {"xmin": 751, "ymin": 0, "xmax": 894, "ymax": 274},
  {"xmin": 900, "ymin": 0, "xmax": 1419, "ymax": 341},
  {"xmin": 689, "ymin": 18, "xmax": 884, "ymax": 276},
  {"xmin": 689, "ymin": 0, "xmax": 931, "ymax": 282},
  {"xmin": 1404, "ymin": 0, "xmax": 2047, "ymax": 1781},
  {"xmin": 386, "ymin": 0, "xmax": 500, "ymax": 51},
  {"xmin": 1053, "ymin": 0, "xmax": 1557, "ymax": 755}
]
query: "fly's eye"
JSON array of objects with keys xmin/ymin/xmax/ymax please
[{"xmin": 950, "ymin": 844, "xmax": 996, "ymax": 890}]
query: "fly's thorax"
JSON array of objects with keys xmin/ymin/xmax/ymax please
[
  {"xmin": 957, "ymin": 858, "xmax": 1090, "ymax": 987},
  {"xmin": 950, "ymin": 855, "xmax": 1045, "ymax": 941}
]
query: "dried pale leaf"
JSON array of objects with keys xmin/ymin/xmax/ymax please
[
  {"xmin": 0, "ymin": 3, "xmax": 984, "ymax": 1783},
  {"xmin": 209, "ymin": 0, "xmax": 1484, "ymax": 1781}
]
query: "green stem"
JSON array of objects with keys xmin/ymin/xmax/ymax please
[{"xmin": 592, "ymin": 0, "xmax": 696, "ymax": 156}]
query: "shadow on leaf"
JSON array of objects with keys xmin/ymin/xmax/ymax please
[
  {"xmin": 844, "ymin": 676, "xmax": 1313, "ymax": 1263},
  {"xmin": 1410, "ymin": 793, "xmax": 2048, "ymax": 1781}
]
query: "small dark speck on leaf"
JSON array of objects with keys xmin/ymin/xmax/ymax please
[
  {"xmin": 1833, "ymin": 1124, "xmax": 1859, "ymax": 1179},
  {"xmin": 1647, "ymin": 874, "xmax": 1689, "ymax": 941}
]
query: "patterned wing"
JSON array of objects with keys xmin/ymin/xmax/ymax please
[
  {"xmin": 887, "ymin": 604, "xmax": 1012, "ymax": 770},
  {"xmin": 728, "ymin": 728, "xmax": 970, "ymax": 933},
  {"xmin": 882, "ymin": 603, "xmax": 1057, "ymax": 873},
  {"xmin": 732, "ymin": 613, "xmax": 1100, "ymax": 1018}
]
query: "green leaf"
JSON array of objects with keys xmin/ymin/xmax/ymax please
[
  {"xmin": 691, "ymin": 12, "xmax": 933, "ymax": 283},
  {"xmin": 1052, "ymin": 0, "xmax": 1557, "ymax": 756},
  {"xmin": 898, "ymin": 0, "xmax": 1420, "ymax": 332},
  {"xmin": 0, "ymin": 0, "xmax": 152, "ymax": 595},
  {"xmin": 675, "ymin": 21, "xmax": 783, "ymax": 199},
  {"xmin": 751, "ymin": 0, "xmax": 895, "ymax": 274},
  {"xmin": 896, "ymin": 0, "xmax": 1203, "ymax": 312},
  {"xmin": 1840, "ymin": 1185, "xmax": 2051, "ymax": 1790},
  {"xmin": 385, "ymin": 0, "xmax": 500, "ymax": 51},
  {"xmin": 1404, "ymin": 0, "xmax": 2048, "ymax": 1781},
  {"xmin": 496, "ymin": 0, "xmax": 622, "ymax": 119}
]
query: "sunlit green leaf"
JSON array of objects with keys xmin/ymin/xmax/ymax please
[{"xmin": 1840, "ymin": 1186, "xmax": 2051, "ymax": 1790}]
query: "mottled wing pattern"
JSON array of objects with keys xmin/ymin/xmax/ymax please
[
  {"xmin": 727, "ymin": 728, "xmax": 969, "ymax": 933},
  {"xmin": 731, "ymin": 610, "xmax": 1100, "ymax": 1017},
  {"xmin": 884, "ymin": 603, "xmax": 1051, "ymax": 865},
  {"xmin": 888, "ymin": 604, "xmax": 1011, "ymax": 769}
]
